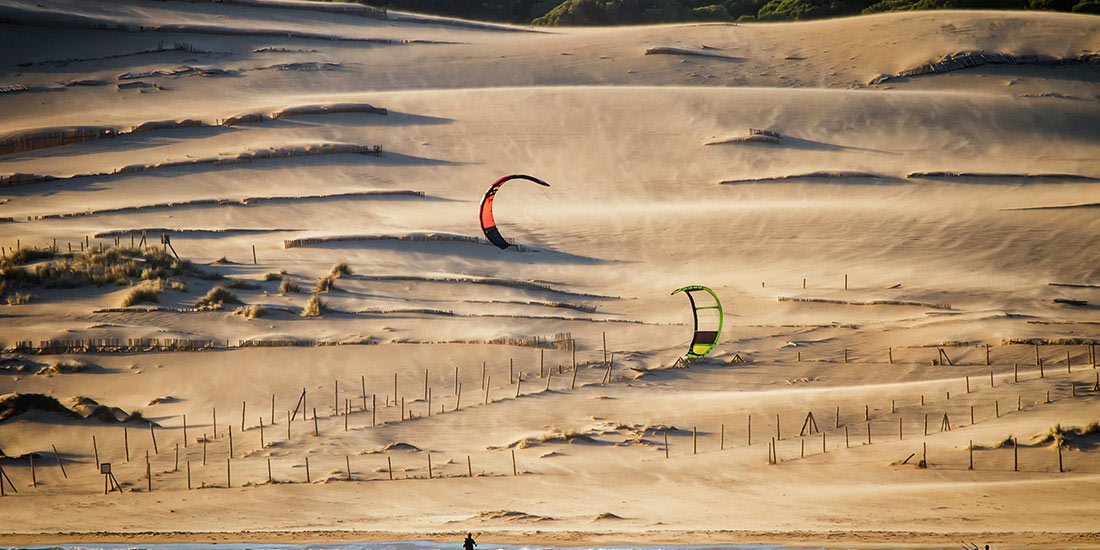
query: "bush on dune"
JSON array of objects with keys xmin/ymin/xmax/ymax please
[
  {"xmin": 302, "ymin": 295, "xmax": 331, "ymax": 317},
  {"xmin": 122, "ymin": 287, "xmax": 159, "ymax": 307},
  {"xmin": 280, "ymin": 277, "xmax": 300, "ymax": 294},
  {"xmin": 195, "ymin": 286, "xmax": 242, "ymax": 309}
]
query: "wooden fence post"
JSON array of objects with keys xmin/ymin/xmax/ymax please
[
  {"xmin": 92, "ymin": 435, "xmax": 100, "ymax": 470},
  {"xmin": 511, "ymin": 450, "xmax": 517, "ymax": 476},
  {"xmin": 52, "ymin": 444, "xmax": 67, "ymax": 478},
  {"xmin": 388, "ymin": 457, "xmax": 393, "ymax": 480},
  {"xmin": 150, "ymin": 423, "xmax": 158, "ymax": 454}
]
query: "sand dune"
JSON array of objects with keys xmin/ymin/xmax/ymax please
[{"xmin": 0, "ymin": 1, "xmax": 1099, "ymax": 547}]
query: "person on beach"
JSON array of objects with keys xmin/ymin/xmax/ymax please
[{"xmin": 463, "ymin": 533, "xmax": 477, "ymax": 550}]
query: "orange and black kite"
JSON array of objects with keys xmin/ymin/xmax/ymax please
[{"xmin": 479, "ymin": 174, "xmax": 550, "ymax": 250}]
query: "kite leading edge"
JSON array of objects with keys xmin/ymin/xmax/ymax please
[
  {"xmin": 671, "ymin": 285, "xmax": 723, "ymax": 359},
  {"xmin": 479, "ymin": 174, "xmax": 550, "ymax": 250}
]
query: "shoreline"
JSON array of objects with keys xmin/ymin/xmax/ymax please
[{"xmin": 0, "ymin": 530, "xmax": 1097, "ymax": 549}]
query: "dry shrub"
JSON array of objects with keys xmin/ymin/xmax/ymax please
[
  {"xmin": 314, "ymin": 275, "xmax": 336, "ymax": 292},
  {"xmin": 6, "ymin": 292, "xmax": 34, "ymax": 305},
  {"xmin": 329, "ymin": 260, "xmax": 351, "ymax": 278},
  {"xmin": 195, "ymin": 286, "xmax": 242, "ymax": 309},
  {"xmin": 225, "ymin": 278, "xmax": 259, "ymax": 290},
  {"xmin": 122, "ymin": 287, "xmax": 158, "ymax": 307},
  {"xmin": 234, "ymin": 304, "xmax": 266, "ymax": 319},
  {"xmin": 302, "ymin": 295, "xmax": 330, "ymax": 317},
  {"xmin": 264, "ymin": 270, "xmax": 286, "ymax": 282},
  {"xmin": 280, "ymin": 277, "xmax": 300, "ymax": 294}
]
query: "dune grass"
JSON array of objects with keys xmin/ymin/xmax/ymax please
[
  {"xmin": 224, "ymin": 278, "xmax": 260, "ymax": 290},
  {"xmin": 122, "ymin": 287, "xmax": 159, "ymax": 307},
  {"xmin": 314, "ymin": 275, "xmax": 336, "ymax": 292},
  {"xmin": 195, "ymin": 286, "xmax": 242, "ymax": 309},
  {"xmin": 329, "ymin": 260, "xmax": 351, "ymax": 278},
  {"xmin": 5, "ymin": 291, "xmax": 35, "ymax": 305},
  {"xmin": 280, "ymin": 277, "xmax": 300, "ymax": 294},
  {"xmin": 234, "ymin": 304, "xmax": 267, "ymax": 319},
  {"xmin": 302, "ymin": 295, "xmax": 331, "ymax": 317},
  {"xmin": 2, "ymin": 246, "xmax": 212, "ymax": 290}
]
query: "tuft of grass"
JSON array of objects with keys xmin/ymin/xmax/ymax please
[
  {"xmin": 279, "ymin": 277, "xmax": 300, "ymax": 294},
  {"xmin": 195, "ymin": 286, "xmax": 242, "ymax": 309},
  {"xmin": 328, "ymin": 260, "xmax": 351, "ymax": 278},
  {"xmin": 141, "ymin": 266, "xmax": 165, "ymax": 280},
  {"xmin": 212, "ymin": 256, "xmax": 231, "ymax": 265},
  {"xmin": 314, "ymin": 275, "xmax": 336, "ymax": 293},
  {"xmin": 263, "ymin": 270, "xmax": 286, "ymax": 282},
  {"xmin": 1, "ymin": 246, "xmax": 56, "ymax": 268},
  {"xmin": 1083, "ymin": 421, "xmax": 1100, "ymax": 436},
  {"xmin": 302, "ymin": 295, "xmax": 331, "ymax": 317},
  {"xmin": 4, "ymin": 246, "xmax": 206, "ymax": 289},
  {"xmin": 170, "ymin": 280, "xmax": 188, "ymax": 292},
  {"xmin": 122, "ymin": 287, "xmax": 159, "ymax": 307},
  {"xmin": 995, "ymin": 435, "xmax": 1015, "ymax": 448},
  {"xmin": 225, "ymin": 278, "xmax": 259, "ymax": 290},
  {"xmin": 234, "ymin": 304, "xmax": 267, "ymax": 319},
  {"xmin": 6, "ymin": 292, "xmax": 35, "ymax": 305},
  {"xmin": 1035, "ymin": 424, "xmax": 1075, "ymax": 449},
  {"xmin": 41, "ymin": 360, "xmax": 94, "ymax": 375}
]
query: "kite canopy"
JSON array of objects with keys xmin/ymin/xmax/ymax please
[
  {"xmin": 479, "ymin": 174, "xmax": 550, "ymax": 250},
  {"xmin": 671, "ymin": 285, "xmax": 723, "ymax": 359}
]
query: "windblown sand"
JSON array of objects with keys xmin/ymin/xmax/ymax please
[{"xmin": 1, "ymin": 1, "xmax": 1099, "ymax": 547}]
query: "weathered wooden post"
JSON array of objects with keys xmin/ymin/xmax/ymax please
[{"xmin": 52, "ymin": 444, "xmax": 67, "ymax": 478}]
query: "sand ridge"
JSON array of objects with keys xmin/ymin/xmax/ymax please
[{"xmin": 1, "ymin": 1, "xmax": 1099, "ymax": 546}]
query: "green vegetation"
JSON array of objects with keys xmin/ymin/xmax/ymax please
[
  {"xmin": 195, "ymin": 286, "xmax": 242, "ymax": 309},
  {"xmin": 322, "ymin": 0, "xmax": 1095, "ymax": 24}
]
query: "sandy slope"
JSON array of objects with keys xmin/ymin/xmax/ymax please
[{"xmin": 1, "ymin": 1, "xmax": 1099, "ymax": 546}]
